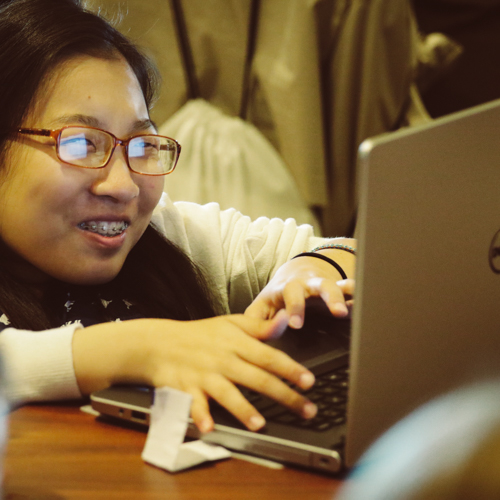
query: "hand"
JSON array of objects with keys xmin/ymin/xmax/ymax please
[
  {"xmin": 73, "ymin": 312, "xmax": 317, "ymax": 434},
  {"xmin": 245, "ymin": 253, "xmax": 355, "ymax": 329}
]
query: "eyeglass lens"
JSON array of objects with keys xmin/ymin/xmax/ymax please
[{"xmin": 57, "ymin": 127, "xmax": 177, "ymax": 174}]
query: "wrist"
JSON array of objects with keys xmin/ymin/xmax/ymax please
[
  {"xmin": 292, "ymin": 238, "xmax": 356, "ymax": 280},
  {"xmin": 72, "ymin": 319, "xmax": 156, "ymax": 395},
  {"xmin": 291, "ymin": 252, "xmax": 348, "ymax": 280}
]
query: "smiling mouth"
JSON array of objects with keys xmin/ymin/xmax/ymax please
[{"xmin": 78, "ymin": 221, "xmax": 129, "ymax": 237}]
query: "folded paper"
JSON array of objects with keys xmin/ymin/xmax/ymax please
[{"xmin": 141, "ymin": 386, "xmax": 231, "ymax": 472}]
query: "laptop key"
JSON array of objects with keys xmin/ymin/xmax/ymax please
[
  {"xmin": 260, "ymin": 405, "xmax": 287, "ymax": 419},
  {"xmin": 256, "ymin": 366, "xmax": 350, "ymax": 432},
  {"xmin": 274, "ymin": 413, "xmax": 300, "ymax": 425}
]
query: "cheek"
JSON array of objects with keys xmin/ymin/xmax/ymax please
[
  {"xmin": 2, "ymin": 143, "xmax": 73, "ymax": 208},
  {"xmin": 0, "ymin": 157, "xmax": 36, "ymax": 235},
  {"xmin": 139, "ymin": 177, "xmax": 164, "ymax": 214}
]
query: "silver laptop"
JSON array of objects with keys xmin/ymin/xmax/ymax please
[{"xmin": 91, "ymin": 98, "xmax": 500, "ymax": 473}]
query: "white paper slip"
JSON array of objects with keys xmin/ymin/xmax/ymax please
[{"xmin": 141, "ymin": 386, "xmax": 231, "ymax": 472}]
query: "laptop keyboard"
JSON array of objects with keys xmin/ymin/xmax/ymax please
[{"xmin": 245, "ymin": 366, "xmax": 349, "ymax": 432}]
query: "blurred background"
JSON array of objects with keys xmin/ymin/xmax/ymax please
[
  {"xmin": 413, "ymin": 0, "xmax": 500, "ymax": 118},
  {"xmin": 89, "ymin": 0, "xmax": 500, "ymax": 237}
]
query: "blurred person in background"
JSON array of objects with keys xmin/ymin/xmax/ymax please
[{"xmin": 336, "ymin": 380, "xmax": 500, "ymax": 500}]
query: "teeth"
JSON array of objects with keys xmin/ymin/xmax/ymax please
[{"xmin": 79, "ymin": 220, "xmax": 129, "ymax": 237}]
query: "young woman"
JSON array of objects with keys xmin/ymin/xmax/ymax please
[{"xmin": 0, "ymin": 0, "xmax": 355, "ymax": 434}]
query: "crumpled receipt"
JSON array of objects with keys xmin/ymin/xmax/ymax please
[{"xmin": 141, "ymin": 386, "xmax": 231, "ymax": 472}]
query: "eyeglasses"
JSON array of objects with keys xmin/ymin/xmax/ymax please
[{"xmin": 16, "ymin": 126, "xmax": 181, "ymax": 176}]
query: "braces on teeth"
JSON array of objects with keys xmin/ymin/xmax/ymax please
[{"xmin": 79, "ymin": 221, "xmax": 129, "ymax": 236}]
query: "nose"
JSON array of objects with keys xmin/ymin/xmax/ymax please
[{"xmin": 90, "ymin": 145, "xmax": 139, "ymax": 202}]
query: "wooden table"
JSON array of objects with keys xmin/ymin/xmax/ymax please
[{"xmin": 4, "ymin": 403, "xmax": 344, "ymax": 499}]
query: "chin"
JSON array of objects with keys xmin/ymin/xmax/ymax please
[{"xmin": 55, "ymin": 263, "xmax": 124, "ymax": 286}]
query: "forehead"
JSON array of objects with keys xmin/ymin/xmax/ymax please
[{"xmin": 30, "ymin": 55, "xmax": 149, "ymax": 129}]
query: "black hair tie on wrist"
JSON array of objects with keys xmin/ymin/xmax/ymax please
[{"xmin": 292, "ymin": 252, "xmax": 348, "ymax": 280}]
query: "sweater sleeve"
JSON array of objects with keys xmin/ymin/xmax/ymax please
[
  {"xmin": 0, "ymin": 323, "xmax": 83, "ymax": 406},
  {"xmin": 151, "ymin": 194, "xmax": 333, "ymax": 313}
]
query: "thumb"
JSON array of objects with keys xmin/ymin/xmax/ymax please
[
  {"xmin": 244, "ymin": 297, "xmax": 272, "ymax": 320},
  {"xmin": 228, "ymin": 309, "xmax": 289, "ymax": 340}
]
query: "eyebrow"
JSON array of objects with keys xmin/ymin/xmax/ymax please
[{"xmin": 48, "ymin": 114, "xmax": 157, "ymax": 134}]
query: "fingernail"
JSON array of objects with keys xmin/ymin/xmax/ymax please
[
  {"xmin": 332, "ymin": 303, "xmax": 348, "ymax": 316},
  {"xmin": 299, "ymin": 372, "xmax": 315, "ymax": 389},
  {"xmin": 302, "ymin": 402, "xmax": 317, "ymax": 419},
  {"xmin": 248, "ymin": 415, "xmax": 266, "ymax": 431},
  {"xmin": 199, "ymin": 419, "xmax": 213, "ymax": 434},
  {"xmin": 290, "ymin": 315, "xmax": 303, "ymax": 329}
]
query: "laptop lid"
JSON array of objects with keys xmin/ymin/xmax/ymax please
[{"xmin": 344, "ymin": 98, "xmax": 500, "ymax": 466}]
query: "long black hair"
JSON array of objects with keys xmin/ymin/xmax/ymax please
[{"xmin": 0, "ymin": 0, "xmax": 221, "ymax": 330}]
